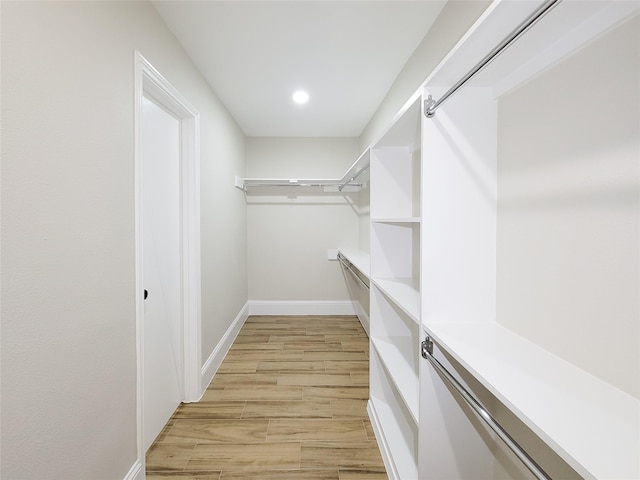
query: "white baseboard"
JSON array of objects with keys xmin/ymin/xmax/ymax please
[
  {"xmin": 355, "ymin": 300, "xmax": 370, "ymax": 337},
  {"xmin": 123, "ymin": 460, "xmax": 143, "ymax": 480},
  {"xmin": 248, "ymin": 300, "xmax": 356, "ymax": 316},
  {"xmin": 200, "ymin": 302, "xmax": 249, "ymax": 394}
]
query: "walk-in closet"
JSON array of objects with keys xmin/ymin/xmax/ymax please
[{"xmin": 2, "ymin": 1, "xmax": 638, "ymax": 479}]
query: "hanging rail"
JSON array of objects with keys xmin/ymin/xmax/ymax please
[
  {"xmin": 338, "ymin": 150, "xmax": 371, "ymax": 192},
  {"xmin": 337, "ymin": 253, "xmax": 369, "ymax": 290},
  {"xmin": 424, "ymin": 0, "xmax": 562, "ymax": 118},
  {"xmin": 236, "ymin": 177, "xmax": 363, "ymax": 191},
  {"xmin": 421, "ymin": 336, "xmax": 551, "ymax": 480}
]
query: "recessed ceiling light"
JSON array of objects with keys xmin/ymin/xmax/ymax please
[{"xmin": 292, "ymin": 90, "xmax": 309, "ymax": 105}]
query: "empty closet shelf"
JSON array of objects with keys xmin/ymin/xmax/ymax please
[
  {"xmin": 337, "ymin": 252, "xmax": 369, "ymax": 290},
  {"xmin": 371, "ymin": 217, "xmax": 420, "ymax": 224},
  {"xmin": 337, "ymin": 249, "xmax": 370, "ymax": 278},
  {"xmin": 236, "ymin": 177, "xmax": 362, "ymax": 191},
  {"xmin": 371, "ymin": 278, "xmax": 420, "ymax": 323},
  {"xmin": 422, "ymin": 334, "xmax": 550, "ymax": 480},
  {"xmin": 372, "ymin": 337, "xmax": 419, "ymax": 423},
  {"xmin": 422, "ymin": 321, "xmax": 640, "ymax": 480}
]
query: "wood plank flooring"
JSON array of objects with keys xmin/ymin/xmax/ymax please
[{"xmin": 146, "ymin": 315, "xmax": 387, "ymax": 480}]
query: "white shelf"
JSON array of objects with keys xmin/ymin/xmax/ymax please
[
  {"xmin": 235, "ymin": 176, "xmax": 361, "ymax": 192},
  {"xmin": 371, "ymin": 278, "xmax": 419, "ymax": 323},
  {"xmin": 423, "ymin": 321, "xmax": 640, "ymax": 480},
  {"xmin": 373, "ymin": 94, "xmax": 422, "ymax": 150},
  {"xmin": 236, "ymin": 147, "xmax": 370, "ymax": 193},
  {"xmin": 372, "ymin": 217, "xmax": 420, "ymax": 224},
  {"xmin": 372, "ymin": 337, "xmax": 419, "ymax": 424},
  {"xmin": 337, "ymin": 248, "xmax": 370, "ymax": 279},
  {"xmin": 424, "ymin": 0, "xmax": 640, "ymax": 100},
  {"xmin": 369, "ymin": 390, "xmax": 418, "ymax": 480}
]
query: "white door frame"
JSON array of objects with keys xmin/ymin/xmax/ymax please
[{"xmin": 134, "ymin": 51, "xmax": 201, "ymax": 471}]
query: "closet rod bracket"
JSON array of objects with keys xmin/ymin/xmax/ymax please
[
  {"xmin": 421, "ymin": 336, "xmax": 434, "ymax": 358},
  {"xmin": 423, "ymin": 96, "xmax": 436, "ymax": 118}
]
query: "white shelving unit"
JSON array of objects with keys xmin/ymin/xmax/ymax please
[
  {"xmin": 417, "ymin": 1, "xmax": 640, "ymax": 479},
  {"xmin": 368, "ymin": 94, "xmax": 423, "ymax": 480},
  {"xmin": 336, "ymin": 2, "xmax": 638, "ymax": 479},
  {"xmin": 235, "ymin": 147, "xmax": 371, "ymax": 193}
]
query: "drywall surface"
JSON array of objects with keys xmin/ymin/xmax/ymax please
[
  {"xmin": 497, "ymin": 15, "xmax": 640, "ymax": 399},
  {"xmin": 246, "ymin": 137, "xmax": 359, "ymax": 302},
  {"xmin": 359, "ymin": 0, "xmax": 491, "ymax": 150},
  {"xmin": 0, "ymin": 1, "xmax": 247, "ymax": 479}
]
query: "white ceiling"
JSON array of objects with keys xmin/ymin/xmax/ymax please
[{"xmin": 151, "ymin": 1, "xmax": 446, "ymax": 137}]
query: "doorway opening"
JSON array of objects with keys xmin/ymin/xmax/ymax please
[{"xmin": 134, "ymin": 51, "xmax": 201, "ymax": 469}]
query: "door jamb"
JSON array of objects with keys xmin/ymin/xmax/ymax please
[{"xmin": 134, "ymin": 51, "xmax": 201, "ymax": 471}]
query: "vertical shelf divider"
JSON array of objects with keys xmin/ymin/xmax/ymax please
[{"xmin": 367, "ymin": 94, "xmax": 423, "ymax": 480}]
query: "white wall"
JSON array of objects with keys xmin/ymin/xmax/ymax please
[
  {"xmin": 0, "ymin": 2, "xmax": 247, "ymax": 479},
  {"xmin": 496, "ymin": 14, "xmax": 640, "ymax": 399},
  {"xmin": 359, "ymin": 0, "xmax": 491, "ymax": 150},
  {"xmin": 243, "ymin": 2, "xmax": 492, "ymax": 311},
  {"xmin": 246, "ymin": 138, "xmax": 360, "ymax": 305}
]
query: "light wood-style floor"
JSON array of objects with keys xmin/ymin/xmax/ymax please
[{"xmin": 146, "ymin": 315, "xmax": 387, "ymax": 480}]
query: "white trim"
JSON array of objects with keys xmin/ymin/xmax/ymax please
[
  {"xmin": 247, "ymin": 300, "xmax": 356, "ymax": 316},
  {"xmin": 180, "ymin": 104, "xmax": 202, "ymax": 404},
  {"xmin": 122, "ymin": 460, "xmax": 143, "ymax": 480},
  {"xmin": 134, "ymin": 51, "xmax": 201, "ymax": 470},
  {"xmin": 355, "ymin": 300, "xmax": 370, "ymax": 337},
  {"xmin": 200, "ymin": 302, "xmax": 250, "ymax": 395}
]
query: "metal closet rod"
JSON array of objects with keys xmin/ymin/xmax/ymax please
[
  {"xmin": 338, "ymin": 163, "xmax": 370, "ymax": 192},
  {"xmin": 242, "ymin": 181, "xmax": 362, "ymax": 189},
  {"xmin": 337, "ymin": 253, "xmax": 369, "ymax": 290},
  {"xmin": 421, "ymin": 336, "xmax": 551, "ymax": 480},
  {"xmin": 424, "ymin": 0, "xmax": 562, "ymax": 118}
]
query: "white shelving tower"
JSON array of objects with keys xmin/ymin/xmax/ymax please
[
  {"xmin": 365, "ymin": 1, "xmax": 639, "ymax": 479},
  {"xmin": 418, "ymin": 1, "xmax": 640, "ymax": 479},
  {"xmin": 367, "ymin": 95, "xmax": 423, "ymax": 480}
]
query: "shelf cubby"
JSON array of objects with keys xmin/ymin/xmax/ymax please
[
  {"xmin": 369, "ymin": 347, "xmax": 419, "ymax": 480},
  {"xmin": 370, "ymin": 221, "xmax": 420, "ymax": 283},
  {"xmin": 370, "ymin": 95, "xmax": 422, "ymax": 220},
  {"xmin": 369, "ymin": 147, "xmax": 421, "ymax": 219},
  {"xmin": 370, "ymin": 286, "xmax": 420, "ymax": 421}
]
